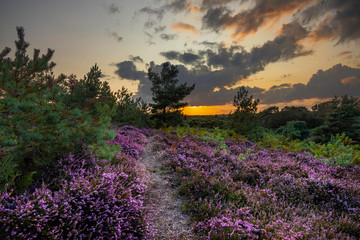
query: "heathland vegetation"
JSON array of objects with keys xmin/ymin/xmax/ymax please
[{"xmin": 1, "ymin": 27, "xmax": 359, "ymax": 239}]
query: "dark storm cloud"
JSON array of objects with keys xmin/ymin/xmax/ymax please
[
  {"xmin": 160, "ymin": 33, "xmax": 177, "ymax": 40},
  {"xmin": 296, "ymin": 0, "xmax": 360, "ymax": 43},
  {"xmin": 257, "ymin": 64, "xmax": 360, "ymax": 104},
  {"xmin": 105, "ymin": 3, "xmax": 121, "ymax": 14},
  {"xmin": 202, "ymin": 0, "xmax": 314, "ymax": 38}
]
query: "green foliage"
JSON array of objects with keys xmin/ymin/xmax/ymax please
[
  {"xmin": 276, "ymin": 121, "xmax": 310, "ymax": 140},
  {"xmin": 160, "ymin": 126, "xmax": 240, "ymax": 153},
  {"xmin": 231, "ymin": 86, "xmax": 264, "ymax": 141},
  {"xmin": 0, "ymin": 27, "xmax": 114, "ymax": 188},
  {"xmin": 308, "ymin": 134, "xmax": 359, "ymax": 166},
  {"xmin": 161, "ymin": 126, "xmax": 239, "ymax": 141},
  {"xmin": 185, "ymin": 115, "xmax": 228, "ymax": 129},
  {"xmin": 15, "ymin": 171, "xmax": 37, "ymax": 192},
  {"xmin": 259, "ymin": 132, "xmax": 360, "ymax": 166},
  {"xmin": 112, "ymin": 87, "xmax": 151, "ymax": 127},
  {"xmin": 231, "ymin": 112, "xmax": 264, "ymax": 142},
  {"xmin": 0, "ymin": 155, "xmax": 20, "ymax": 190},
  {"xmin": 89, "ymin": 143, "xmax": 121, "ymax": 163},
  {"xmin": 259, "ymin": 132, "xmax": 308, "ymax": 153}
]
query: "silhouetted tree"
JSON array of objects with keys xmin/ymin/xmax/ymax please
[
  {"xmin": 233, "ymin": 86, "xmax": 259, "ymax": 113},
  {"xmin": 147, "ymin": 62, "xmax": 195, "ymax": 127},
  {"xmin": 148, "ymin": 62, "xmax": 195, "ymax": 115}
]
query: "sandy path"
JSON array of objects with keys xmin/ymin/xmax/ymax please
[{"xmin": 142, "ymin": 137, "xmax": 194, "ymax": 240}]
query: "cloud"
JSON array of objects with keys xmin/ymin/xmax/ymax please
[
  {"xmin": 129, "ymin": 55, "xmax": 144, "ymax": 63},
  {"xmin": 106, "ymin": 30, "xmax": 123, "ymax": 42},
  {"xmin": 139, "ymin": 7, "xmax": 165, "ymax": 21},
  {"xmin": 160, "ymin": 33, "xmax": 178, "ymax": 40},
  {"xmin": 113, "ymin": 61, "xmax": 360, "ymax": 107},
  {"xmin": 256, "ymin": 64, "xmax": 360, "ymax": 104},
  {"xmin": 113, "ymin": 20, "xmax": 360, "ymax": 107},
  {"xmin": 187, "ymin": 3, "xmax": 200, "ymax": 13},
  {"xmin": 105, "ymin": 3, "xmax": 121, "ymax": 14},
  {"xmin": 281, "ymin": 74, "xmax": 292, "ymax": 79},
  {"xmin": 165, "ymin": 0, "xmax": 189, "ymax": 13},
  {"xmin": 154, "ymin": 25, "xmax": 166, "ymax": 33},
  {"xmin": 146, "ymin": 22, "xmax": 312, "ymax": 105},
  {"xmin": 171, "ymin": 22, "xmax": 199, "ymax": 34},
  {"xmin": 202, "ymin": 0, "xmax": 314, "ymax": 39},
  {"xmin": 144, "ymin": 31, "xmax": 156, "ymax": 45},
  {"xmin": 297, "ymin": 0, "xmax": 360, "ymax": 44},
  {"xmin": 160, "ymin": 51, "xmax": 203, "ymax": 65},
  {"xmin": 270, "ymin": 83, "xmax": 291, "ymax": 90},
  {"xmin": 200, "ymin": 0, "xmax": 238, "ymax": 9},
  {"xmin": 114, "ymin": 61, "xmax": 146, "ymax": 80},
  {"xmin": 337, "ymin": 51, "xmax": 352, "ymax": 57},
  {"xmin": 137, "ymin": 0, "xmax": 189, "ymax": 30}
]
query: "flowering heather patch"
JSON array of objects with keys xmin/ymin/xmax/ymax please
[
  {"xmin": 154, "ymin": 130, "xmax": 360, "ymax": 239},
  {"xmin": 0, "ymin": 126, "xmax": 155, "ymax": 239}
]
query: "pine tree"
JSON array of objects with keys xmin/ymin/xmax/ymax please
[
  {"xmin": 148, "ymin": 62, "xmax": 195, "ymax": 115},
  {"xmin": 0, "ymin": 27, "xmax": 115, "ymax": 188}
]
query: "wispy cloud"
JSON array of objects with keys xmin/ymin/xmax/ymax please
[
  {"xmin": 171, "ymin": 22, "xmax": 199, "ymax": 35},
  {"xmin": 160, "ymin": 33, "xmax": 178, "ymax": 41},
  {"xmin": 105, "ymin": 3, "xmax": 121, "ymax": 14},
  {"xmin": 106, "ymin": 29, "xmax": 123, "ymax": 42}
]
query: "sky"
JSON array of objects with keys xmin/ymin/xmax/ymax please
[{"xmin": 1, "ymin": 0, "xmax": 360, "ymax": 115}]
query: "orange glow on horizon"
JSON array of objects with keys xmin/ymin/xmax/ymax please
[
  {"xmin": 183, "ymin": 105, "xmax": 234, "ymax": 115},
  {"xmin": 183, "ymin": 97, "xmax": 333, "ymax": 116}
]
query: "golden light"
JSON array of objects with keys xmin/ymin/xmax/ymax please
[{"xmin": 183, "ymin": 104, "xmax": 234, "ymax": 116}]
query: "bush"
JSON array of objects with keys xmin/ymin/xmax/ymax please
[{"xmin": 275, "ymin": 121, "xmax": 309, "ymax": 140}]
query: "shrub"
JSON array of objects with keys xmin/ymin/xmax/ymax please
[{"xmin": 275, "ymin": 120, "xmax": 309, "ymax": 140}]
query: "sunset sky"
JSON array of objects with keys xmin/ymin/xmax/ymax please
[{"xmin": 1, "ymin": 0, "xmax": 360, "ymax": 115}]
